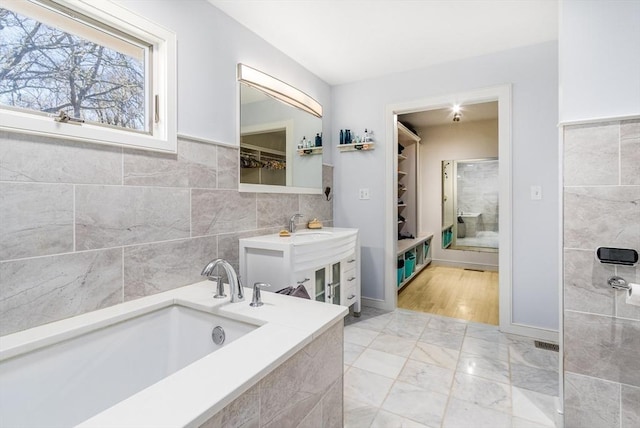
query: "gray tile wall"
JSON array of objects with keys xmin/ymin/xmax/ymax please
[
  {"xmin": 563, "ymin": 119, "xmax": 640, "ymax": 427},
  {"xmin": 200, "ymin": 320, "xmax": 343, "ymax": 428},
  {"xmin": 0, "ymin": 132, "xmax": 333, "ymax": 335},
  {"xmin": 457, "ymin": 160, "xmax": 499, "ymax": 232}
]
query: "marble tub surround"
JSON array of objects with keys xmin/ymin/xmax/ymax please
[
  {"xmin": 562, "ymin": 119, "xmax": 640, "ymax": 427},
  {"xmin": 0, "ymin": 131, "xmax": 333, "ymax": 335},
  {"xmin": 1, "ymin": 280, "xmax": 346, "ymax": 427},
  {"xmin": 343, "ymin": 307, "xmax": 561, "ymax": 428}
]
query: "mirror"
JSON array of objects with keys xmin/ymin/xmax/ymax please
[
  {"xmin": 442, "ymin": 158, "xmax": 499, "ymax": 251},
  {"xmin": 238, "ymin": 64, "xmax": 323, "ymax": 192}
]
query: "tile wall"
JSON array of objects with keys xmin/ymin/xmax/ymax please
[
  {"xmin": 563, "ymin": 119, "xmax": 640, "ymax": 427},
  {"xmin": 457, "ymin": 160, "xmax": 499, "ymax": 232},
  {"xmin": 0, "ymin": 132, "xmax": 333, "ymax": 335}
]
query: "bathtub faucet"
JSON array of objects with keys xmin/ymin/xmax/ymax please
[{"xmin": 201, "ymin": 259, "xmax": 245, "ymax": 303}]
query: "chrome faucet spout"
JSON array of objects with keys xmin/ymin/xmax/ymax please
[
  {"xmin": 201, "ymin": 258, "xmax": 244, "ymax": 303},
  {"xmin": 289, "ymin": 213, "xmax": 303, "ymax": 233}
]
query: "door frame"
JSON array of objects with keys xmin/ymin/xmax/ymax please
[{"xmin": 383, "ymin": 84, "xmax": 512, "ymax": 333}]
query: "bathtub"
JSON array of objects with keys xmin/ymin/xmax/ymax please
[{"xmin": 0, "ymin": 281, "xmax": 347, "ymax": 427}]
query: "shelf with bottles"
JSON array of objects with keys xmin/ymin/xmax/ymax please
[
  {"xmin": 337, "ymin": 128, "xmax": 374, "ymax": 152},
  {"xmin": 297, "ymin": 147, "xmax": 323, "ymax": 156},
  {"xmin": 338, "ymin": 142, "xmax": 375, "ymax": 152}
]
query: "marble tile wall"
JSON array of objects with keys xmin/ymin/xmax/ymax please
[
  {"xmin": 0, "ymin": 131, "xmax": 333, "ymax": 335},
  {"xmin": 457, "ymin": 160, "xmax": 499, "ymax": 232},
  {"xmin": 562, "ymin": 119, "xmax": 640, "ymax": 428},
  {"xmin": 199, "ymin": 320, "xmax": 343, "ymax": 428}
]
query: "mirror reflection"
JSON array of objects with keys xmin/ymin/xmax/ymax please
[
  {"xmin": 442, "ymin": 158, "xmax": 499, "ymax": 251},
  {"xmin": 239, "ymin": 81, "xmax": 323, "ymax": 190}
]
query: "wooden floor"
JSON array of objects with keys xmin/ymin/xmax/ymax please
[{"xmin": 398, "ymin": 264, "xmax": 499, "ymax": 325}]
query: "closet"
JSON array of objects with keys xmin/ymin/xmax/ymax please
[
  {"xmin": 240, "ymin": 129, "xmax": 286, "ymax": 185},
  {"xmin": 396, "ymin": 122, "xmax": 433, "ymax": 291}
]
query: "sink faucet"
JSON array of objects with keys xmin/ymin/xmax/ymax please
[
  {"xmin": 289, "ymin": 213, "xmax": 303, "ymax": 233},
  {"xmin": 201, "ymin": 259, "xmax": 244, "ymax": 303}
]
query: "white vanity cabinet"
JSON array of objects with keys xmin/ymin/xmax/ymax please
[{"xmin": 239, "ymin": 228, "xmax": 361, "ymax": 315}]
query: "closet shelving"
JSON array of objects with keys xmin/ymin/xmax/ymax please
[{"xmin": 240, "ymin": 143, "xmax": 286, "ymax": 186}]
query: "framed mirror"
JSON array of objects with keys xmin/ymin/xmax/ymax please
[
  {"xmin": 238, "ymin": 64, "xmax": 323, "ymax": 193},
  {"xmin": 442, "ymin": 157, "xmax": 499, "ymax": 251}
]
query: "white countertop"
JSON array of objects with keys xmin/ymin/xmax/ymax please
[{"xmin": 0, "ymin": 280, "xmax": 348, "ymax": 427}]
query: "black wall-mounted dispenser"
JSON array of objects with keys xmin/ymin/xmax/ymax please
[{"xmin": 596, "ymin": 247, "xmax": 639, "ymax": 266}]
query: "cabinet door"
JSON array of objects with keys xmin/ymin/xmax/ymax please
[
  {"xmin": 314, "ymin": 267, "xmax": 327, "ymax": 302},
  {"xmin": 330, "ymin": 262, "xmax": 341, "ymax": 305}
]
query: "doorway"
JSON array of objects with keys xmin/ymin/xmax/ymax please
[{"xmin": 384, "ymin": 85, "xmax": 512, "ymax": 332}]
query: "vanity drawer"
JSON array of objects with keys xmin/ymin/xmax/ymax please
[{"xmin": 342, "ymin": 267, "xmax": 357, "ymax": 305}]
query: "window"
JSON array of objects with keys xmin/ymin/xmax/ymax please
[{"xmin": 0, "ymin": 0, "xmax": 176, "ymax": 152}]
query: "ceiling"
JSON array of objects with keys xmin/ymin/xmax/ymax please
[
  {"xmin": 400, "ymin": 101, "xmax": 498, "ymax": 128},
  {"xmin": 209, "ymin": 0, "xmax": 559, "ymax": 86}
]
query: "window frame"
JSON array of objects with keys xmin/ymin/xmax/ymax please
[{"xmin": 0, "ymin": 0, "xmax": 177, "ymax": 153}]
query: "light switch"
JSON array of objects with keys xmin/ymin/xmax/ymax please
[
  {"xmin": 531, "ymin": 185, "xmax": 542, "ymax": 200},
  {"xmin": 359, "ymin": 188, "xmax": 370, "ymax": 200}
]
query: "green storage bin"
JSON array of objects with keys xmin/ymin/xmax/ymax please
[{"xmin": 404, "ymin": 253, "xmax": 416, "ymax": 278}]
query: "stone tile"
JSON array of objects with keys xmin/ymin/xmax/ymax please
[
  {"xmin": 123, "ymin": 139, "xmax": 217, "ymax": 188},
  {"xmin": 371, "ymin": 410, "xmax": 432, "ymax": 428},
  {"xmin": 511, "ymin": 363, "xmax": 558, "ymax": 396},
  {"xmin": 352, "ymin": 348, "xmax": 407, "ymax": 379},
  {"xmin": 450, "ymin": 372, "xmax": 511, "ymax": 413},
  {"xmin": 256, "ymin": 193, "xmax": 299, "ymax": 229},
  {"xmin": 621, "ymin": 138, "xmax": 640, "ymax": 185},
  {"xmin": 0, "ymin": 183, "xmax": 73, "ymax": 260},
  {"xmin": 397, "ymin": 359, "xmax": 454, "ymax": 396},
  {"xmin": 344, "ymin": 325, "xmax": 379, "ymax": 347},
  {"xmin": 295, "ymin": 402, "xmax": 322, "ymax": 428},
  {"xmin": 344, "ymin": 367, "xmax": 394, "ymax": 407},
  {"xmin": 217, "ymin": 145, "xmax": 239, "ymax": 189},
  {"xmin": 620, "ymin": 118, "xmax": 640, "ymax": 140},
  {"xmin": 299, "ymin": 194, "xmax": 332, "ymax": 223},
  {"xmin": 321, "ymin": 377, "xmax": 343, "ymax": 428},
  {"xmin": 75, "ymin": 185, "xmax": 190, "ymax": 250},
  {"xmin": 456, "ymin": 352, "xmax": 510, "ymax": 384},
  {"xmin": 383, "ymin": 311, "xmax": 429, "ymax": 339},
  {"xmin": 344, "ymin": 397, "xmax": 378, "ymax": 428},
  {"xmin": 369, "ymin": 333, "xmax": 417, "ymax": 357},
  {"xmin": 564, "ymin": 122, "xmax": 619, "ymax": 186},
  {"xmin": 0, "ymin": 131, "xmax": 122, "ymax": 184},
  {"xmin": 346, "ymin": 310, "xmax": 393, "ymax": 331},
  {"xmin": 426, "ymin": 316, "xmax": 467, "ymax": 335},
  {"xmin": 200, "ymin": 383, "xmax": 259, "ymax": 428},
  {"xmin": 511, "ymin": 387, "xmax": 558, "ymax": 427},
  {"xmin": 123, "ymin": 236, "xmax": 217, "ymax": 300},
  {"xmin": 409, "ymin": 341, "xmax": 460, "ymax": 370},
  {"xmin": 508, "ymin": 340, "xmax": 559, "ymax": 371},
  {"xmin": 0, "ymin": 249, "xmax": 122, "ymax": 335},
  {"xmin": 564, "ymin": 372, "xmax": 620, "ymax": 428},
  {"xmin": 442, "ymin": 397, "xmax": 511, "ymax": 428},
  {"xmin": 564, "ymin": 248, "xmax": 615, "ymax": 316},
  {"xmin": 563, "ymin": 186, "xmax": 640, "ymax": 251},
  {"xmin": 191, "ymin": 189, "xmax": 256, "ymax": 236},
  {"xmin": 419, "ymin": 328, "xmax": 465, "ymax": 350},
  {"xmin": 344, "ymin": 342, "xmax": 365, "ymax": 365},
  {"xmin": 461, "ymin": 336, "xmax": 509, "ymax": 361},
  {"xmin": 622, "ymin": 384, "xmax": 640, "ymax": 428},
  {"xmin": 564, "ymin": 311, "xmax": 640, "ymax": 386},
  {"xmin": 381, "ymin": 381, "xmax": 448, "ymax": 428},
  {"xmin": 465, "ymin": 322, "xmax": 510, "ymax": 344},
  {"xmin": 511, "ymin": 416, "xmax": 554, "ymax": 428}
]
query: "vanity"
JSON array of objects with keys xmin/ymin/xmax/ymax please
[{"xmin": 239, "ymin": 227, "xmax": 362, "ymax": 316}]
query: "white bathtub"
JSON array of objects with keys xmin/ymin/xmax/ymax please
[
  {"xmin": 0, "ymin": 281, "xmax": 346, "ymax": 427},
  {"xmin": 0, "ymin": 304, "xmax": 257, "ymax": 427}
]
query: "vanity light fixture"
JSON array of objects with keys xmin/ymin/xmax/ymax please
[{"xmin": 237, "ymin": 64, "xmax": 322, "ymax": 118}]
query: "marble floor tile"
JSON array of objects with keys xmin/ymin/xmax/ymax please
[
  {"xmin": 371, "ymin": 410, "xmax": 433, "ymax": 428},
  {"xmin": 344, "ymin": 342, "xmax": 366, "ymax": 365},
  {"xmin": 450, "ymin": 372, "xmax": 511, "ymax": 413},
  {"xmin": 461, "ymin": 336, "xmax": 509, "ymax": 361},
  {"xmin": 344, "ymin": 397, "xmax": 379, "ymax": 428},
  {"xmin": 511, "ymin": 387, "xmax": 558, "ymax": 427},
  {"xmin": 512, "ymin": 416, "xmax": 556, "ymax": 428},
  {"xmin": 456, "ymin": 352, "xmax": 511, "ymax": 384},
  {"xmin": 409, "ymin": 341, "xmax": 460, "ymax": 370},
  {"xmin": 426, "ymin": 316, "xmax": 468, "ymax": 335},
  {"xmin": 383, "ymin": 312, "xmax": 429, "ymax": 339},
  {"xmin": 344, "ymin": 367, "xmax": 395, "ymax": 407},
  {"xmin": 346, "ymin": 311, "xmax": 394, "ymax": 331},
  {"xmin": 510, "ymin": 363, "xmax": 558, "ymax": 396},
  {"xmin": 344, "ymin": 325, "xmax": 379, "ymax": 347},
  {"xmin": 352, "ymin": 348, "xmax": 407, "ymax": 379},
  {"xmin": 466, "ymin": 323, "xmax": 512, "ymax": 344},
  {"xmin": 509, "ymin": 340, "xmax": 559, "ymax": 371},
  {"xmin": 442, "ymin": 397, "xmax": 511, "ymax": 428},
  {"xmin": 419, "ymin": 328, "xmax": 465, "ymax": 350},
  {"xmin": 397, "ymin": 359, "xmax": 454, "ymax": 396},
  {"xmin": 369, "ymin": 333, "xmax": 417, "ymax": 357},
  {"xmin": 381, "ymin": 381, "xmax": 448, "ymax": 428}
]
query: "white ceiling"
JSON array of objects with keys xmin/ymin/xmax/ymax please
[
  {"xmin": 400, "ymin": 101, "xmax": 498, "ymax": 128},
  {"xmin": 209, "ymin": 0, "xmax": 559, "ymax": 86}
]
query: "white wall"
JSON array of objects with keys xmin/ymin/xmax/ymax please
[
  {"xmin": 559, "ymin": 0, "xmax": 640, "ymax": 123},
  {"xmin": 419, "ymin": 120, "xmax": 499, "ymax": 269},
  {"xmin": 332, "ymin": 42, "xmax": 559, "ymax": 330},
  {"xmin": 116, "ymin": 0, "xmax": 332, "ymax": 164}
]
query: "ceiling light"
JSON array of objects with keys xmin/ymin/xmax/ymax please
[{"xmin": 453, "ymin": 112, "xmax": 461, "ymax": 122}]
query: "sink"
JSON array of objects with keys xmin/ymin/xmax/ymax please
[{"xmin": 292, "ymin": 230, "xmax": 333, "ymax": 243}]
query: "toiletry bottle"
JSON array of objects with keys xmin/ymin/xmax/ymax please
[
  {"xmin": 301, "ymin": 136, "xmax": 307, "ymax": 148},
  {"xmin": 298, "ymin": 138, "xmax": 303, "ymax": 150},
  {"xmin": 339, "ymin": 129, "xmax": 344, "ymax": 145},
  {"xmin": 345, "ymin": 129, "xmax": 352, "ymax": 144},
  {"xmin": 319, "ymin": 132, "xmax": 322, "ymax": 147},
  {"xmin": 315, "ymin": 133, "xmax": 321, "ymax": 147}
]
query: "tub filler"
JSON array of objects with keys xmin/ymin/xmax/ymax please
[{"xmin": 0, "ymin": 281, "xmax": 347, "ymax": 427}]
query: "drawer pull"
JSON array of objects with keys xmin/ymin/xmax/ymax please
[
  {"xmin": 297, "ymin": 278, "xmax": 310, "ymax": 284},
  {"xmin": 347, "ymin": 259, "xmax": 356, "ymax": 263},
  {"xmin": 347, "ymin": 294, "xmax": 356, "ymax": 300},
  {"xmin": 347, "ymin": 277, "xmax": 356, "ymax": 282}
]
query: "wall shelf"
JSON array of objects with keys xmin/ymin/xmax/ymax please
[
  {"xmin": 338, "ymin": 142, "xmax": 375, "ymax": 152},
  {"xmin": 297, "ymin": 147, "xmax": 323, "ymax": 156}
]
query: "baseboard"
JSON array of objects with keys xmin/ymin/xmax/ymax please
[
  {"xmin": 361, "ymin": 296, "xmax": 394, "ymax": 311},
  {"xmin": 431, "ymin": 259, "xmax": 498, "ymax": 272},
  {"xmin": 501, "ymin": 322, "xmax": 559, "ymax": 343}
]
